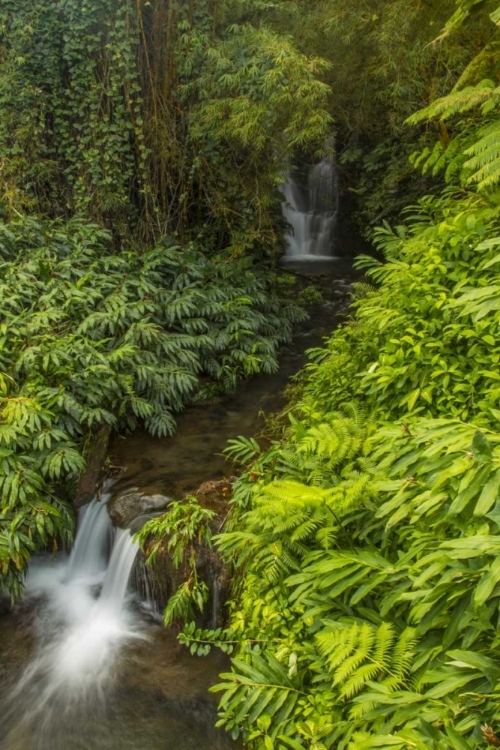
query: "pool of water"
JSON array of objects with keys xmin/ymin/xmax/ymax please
[{"xmin": 0, "ymin": 604, "xmax": 236, "ymax": 750}]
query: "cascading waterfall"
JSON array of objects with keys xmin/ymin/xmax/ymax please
[
  {"xmin": 2, "ymin": 495, "xmax": 143, "ymax": 746},
  {"xmin": 99, "ymin": 528, "xmax": 142, "ymax": 612},
  {"xmin": 64, "ymin": 492, "xmax": 113, "ymax": 582},
  {"xmin": 282, "ymin": 158, "xmax": 339, "ymax": 260}
]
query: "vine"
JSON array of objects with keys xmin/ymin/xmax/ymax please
[{"xmin": 0, "ymin": 0, "xmax": 332, "ymax": 249}]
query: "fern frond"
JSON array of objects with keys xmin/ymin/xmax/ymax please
[
  {"xmin": 407, "ymin": 80, "xmax": 498, "ymax": 123},
  {"xmin": 464, "ymin": 119, "xmax": 500, "ymax": 188}
]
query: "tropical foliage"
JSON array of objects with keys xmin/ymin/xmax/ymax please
[
  {"xmin": 170, "ymin": 189, "xmax": 500, "ymax": 750},
  {"xmin": 269, "ymin": 0, "xmax": 494, "ymax": 234},
  {"xmin": 0, "ymin": 217, "xmax": 305, "ymax": 596},
  {"xmin": 4, "ymin": 0, "xmax": 488, "ymax": 246},
  {"xmin": 6, "ymin": 0, "xmax": 500, "ymax": 746},
  {"xmin": 137, "ymin": 496, "xmax": 216, "ymax": 627},
  {"xmin": 0, "ymin": 0, "xmax": 332, "ymax": 252},
  {"xmin": 154, "ymin": 4, "xmax": 500, "ymax": 748}
]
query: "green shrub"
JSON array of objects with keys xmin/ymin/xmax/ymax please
[{"xmin": 306, "ymin": 190, "xmax": 500, "ymax": 426}]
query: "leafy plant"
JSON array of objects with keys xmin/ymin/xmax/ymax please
[
  {"xmin": 137, "ymin": 497, "xmax": 216, "ymax": 627},
  {"xmin": 0, "ymin": 0, "xmax": 333, "ymax": 251},
  {"xmin": 0, "ymin": 216, "xmax": 306, "ymax": 596},
  {"xmin": 175, "ymin": 153, "xmax": 500, "ymax": 750}
]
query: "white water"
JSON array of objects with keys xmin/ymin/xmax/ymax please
[
  {"xmin": 64, "ymin": 492, "xmax": 113, "ymax": 581},
  {"xmin": 100, "ymin": 528, "xmax": 142, "ymax": 612},
  {"xmin": 282, "ymin": 158, "xmax": 339, "ymax": 259},
  {"xmin": 4, "ymin": 496, "xmax": 143, "ymax": 738}
]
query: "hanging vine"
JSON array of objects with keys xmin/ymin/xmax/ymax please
[
  {"xmin": 0, "ymin": 0, "xmax": 332, "ymax": 249},
  {"xmin": 2, "ymin": 0, "xmax": 154, "ymax": 231}
]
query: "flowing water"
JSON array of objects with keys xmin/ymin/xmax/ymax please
[
  {"xmin": 64, "ymin": 491, "xmax": 113, "ymax": 582},
  {"xmin": 282, "ymin": 158, "xmax": 340, "ymax": 261},
  {"xmin": 0, "ymin": 285, "xmax": 353, "ymax": 750},
  {"xmin": 0, "ymin": 494, "xmax": 235, "ymax": 749}
]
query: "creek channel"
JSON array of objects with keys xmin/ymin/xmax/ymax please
[{"xmin": 0, "ymin": 277, "xmax": 352, "ymax": 750}]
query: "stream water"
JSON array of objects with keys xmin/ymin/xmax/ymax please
[
  {"xmin": 0, "ymin": 283, "xmax": 352, "ymax": 750},
  {"xmin": 0, "ymin": 501, "xmax": 236, "ymax": 750},
  {"xmin": 110, "ymin": 289, "xmax": 351, "ymax": 500}
]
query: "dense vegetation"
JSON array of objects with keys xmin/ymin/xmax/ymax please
[
  {"xmin": 0, "ymin": 0, "xmax": 329, "ymax": 593},
  {"xmin": 138, "ymin": 2, "xmax": 500, "ymax": 749},
  {"xmin": 4, "ymin": 0, "xmax": 500, "ymax": 747},
  {"xmin": 192, "ymin": 190, "xmax": 500, "ymax": 750},
  {"xmin": 0, "ymin": 0, "xmax": 331, "ymax": 252},
  {"xmin": 0, "ymin": 218, "xmax": 305, "ymax": 595},
  {"xmin": 269, "ymin": 0, "xmax": 496, "ymax": 234}
]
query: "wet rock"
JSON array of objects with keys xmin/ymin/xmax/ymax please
[
  {"xmin": 133, "ymin": 478, "xmax": 234, "ymax": 626},
  {"xmin": 191, "ymin": 478, "xmax": 233, "ymax": 510},
  {"xmin": 108, "ymin": 491, "xmax": 173, "ymax": 529},
  {"xmin": 0, "ymin": 591, "xmax": 11, "ymax": 615},
  {"xmin": 128, "ymin": 511, "xmax": 165, "ymax": 534}
]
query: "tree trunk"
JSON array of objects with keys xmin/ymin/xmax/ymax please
[{"xmin": 74, "ymin": 425, "xmax": 112, "ymax": 509}]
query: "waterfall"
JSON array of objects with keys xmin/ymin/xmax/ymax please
[
  {"xmin": 64, "ymin": 494, "xmax": 113, "ymax": 582},
  {"xmin": 282, "ymin": 158, "xmax": 339, "ymax": 260},
  {"xmin": 99, "ymin": 528, "xmax": 140, "ymax": 612},
  {"xmin": 5, "ymin": 496, "xmax": 143, "ymax": 736},
  {"xmin": 132, "ymin": 553, "xmax": 163, "ymax": 619}
]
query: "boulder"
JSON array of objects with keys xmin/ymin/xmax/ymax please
[
  {"xmin": 191, "ymin": 479, "xmax": 233, "ymax": 509},
  {"xmin": 107, "ymin": 490, "xmax": 172, "ymax": 529},
  {"xmin": 135, "ymin": 478, "xmax": 234, "ymax": 625},
  {"xmin": 128, "ymin": 511, "xmax": 165, "ymax": 535}
]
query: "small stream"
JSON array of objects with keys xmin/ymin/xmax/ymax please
[
  {"xmin": 0, "ymin": 280, "xmax": 352, "ymax": 750},
  {"xmin": 110, "ymin": 287, "xmax": 351, "ymax": 499}
]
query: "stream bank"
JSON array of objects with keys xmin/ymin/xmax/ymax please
[{"xmin": 110, "ymin": 277, "xmax": 353, "ymax": 500}]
